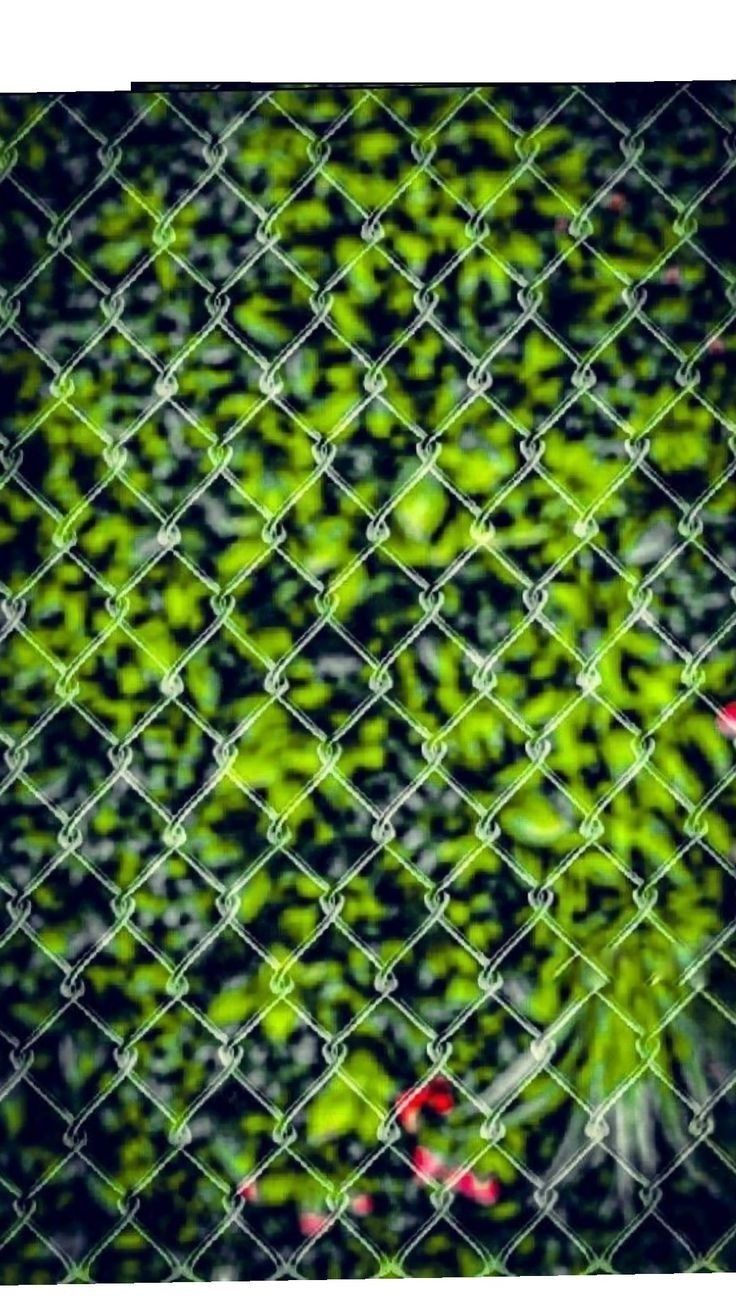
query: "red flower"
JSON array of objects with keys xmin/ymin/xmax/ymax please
[
  {"xmin": 425, "ymin": 1080, "xmax": 454, "ymax": 1114},
  {"xmin": 350, "ymin": 1193, "xmax": 373, "ymax": 1216},
  {"xmin": 396, "ymin": 1077, "xmax": 454, "ymax": 1132},
  {"xmin": 237, "ymin": 1179, "xmax": 258, "ymax": 1201},
  {"xmin": 716, "ymin": 702, "xmax": 736, "ymax": 738}
]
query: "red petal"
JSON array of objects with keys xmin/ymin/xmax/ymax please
[
  {"xmin": 397, "ymin": 1079, "xmax": 451, "ymax": 1129},
  {"xmin": 425, "ymin": 1077, "xmax": 454, "ymax": 1114},
  {"xmin": 427, "ymin": 1089, "xmax": 454, "ymax": 1114}
]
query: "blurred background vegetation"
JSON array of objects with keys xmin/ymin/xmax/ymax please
[{"xmin": 2, "ymin": 82, "xmax": 736, "ymax": 1281}]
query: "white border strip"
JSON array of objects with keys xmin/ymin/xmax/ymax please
[
  {"xmin": 4, "ymin": 1276, "xmax": 736, "ymax": 1304},
  {"xmin": 0, "ymin": 0, "xmax": 734, "ymax": 91}
]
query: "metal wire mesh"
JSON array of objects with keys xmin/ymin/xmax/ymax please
[{"xmin": 2, "ymin": 81, "xmax": 736, "ymax": 1282}]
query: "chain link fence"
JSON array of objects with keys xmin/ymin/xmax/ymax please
[{"xmin": 2, "ymin": 81, "xmax": 736, "ymax": 1282}]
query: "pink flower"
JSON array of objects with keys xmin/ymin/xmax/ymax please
[
  {"xmin": 662, "ymin": 265, "xmax": 681, "ymax": 286},
  {"xmin": 709, "ymin": 336, "xmax": 726, "ymax": 356},
  {"xmin": 412, "ymin": 1145, "xmax": 446, "ymax": 1181},
  {"xmin": 350, "ymin": 1193, "xmax": 373, "ymax": 1216},
  {"xmin": 716, "ymin": 702, "xmax": 736, "ymax": 738},
  {"xmin": 237, "ymin": 1179, "xmax": 258, "ymax": 1201},
  {"xmin": 412, "ymin": 1146, "xmax": 501, "ymax": 1206},
  {"xmin": 453, "ymin": 1171, "xmax": 502, "ymax": 1205},
  {"xmin": 299, "ymin": 1211, "xmax": 327, "ymax": 1237}
]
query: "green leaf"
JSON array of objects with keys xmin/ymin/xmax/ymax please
[{"xmin": 307, "ymin": 1080, "xmax": 356, "ymax": 1142}]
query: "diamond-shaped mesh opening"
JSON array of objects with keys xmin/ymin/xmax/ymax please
[
  {"xmin": 80, "ymin": 927, "xmax": 172, "ymax": 1041},
  {"xmin": 640, "ymin": 92, "xmax": 729, "ymax": 205},
  {"xmin": 538, "ymin": 240, "xmax": 628, "ymax": 351},
  {"xmin": 642, "ymin": 243, "xmax": 732, "ymax": 355},
  {"xmin": 225, "ymin": 100, "xmax": 313, "ymax": 212},
  {"xmin": 328, "ymin": 245, "xmax": 418, "ymax": 360},
  {"xmin": 273, "ymin": 173, "xmax": 365, "ymax": 286},
  {"xmin": 67, "ymin": 174, "xmax": 158, "ymax": 283},
  {"xmin": 277, "ymin": 324, "xmax": 368, "ymax": 437},
  {"xmin": 128, "ymin": 699, "xmax": 215, "ymax": 810},
  {"xmin": 432, "ymin": 243, "xmax": 519, "ymax": 357},
  {"xmin": 378, "ymin": 171, "xmax": 470, "ymax": 284},
  {"xmin": 71, "ymin": 479, "xmax": 160, "ymax": 588},
  {"xmin": 132, "ymin": 1006, "xmax": 223, "ymax": 1114},
  {"xmin": 389, "ymin": 922, "xmax": 484, "ymax": 1029},
  {"xmin": 0, "ymin": 625, "xmax": 60, "ymax": 742},
  {"xmin": 533, "ymin": 93, "xmax": 628, "ymax": 208},
  {"xmin": 488, "ymin": 323, "xmax": 573, "ymax": 429},
  {"xmin": 329, "ymin": 547, "xmax": 426, "ymax": 662},
  {"xmin": 172, "ymin": 325, "xmax": 265, "ymax": 438},
  {"xmin": 280, "ymin": 629, "xmax": 374, "ymax": 737},
  {"xmin": 20, "ymin": 702, "xmax": 112, "ymax": 812},
  {"xmin": 430, "ymin": 95, "xmax": 520, "ymax": 212},
  {"xmin": 0, "ymin": 1079, "xmax": 67, "ymax": 1194},
  {"xmin": 119, "ymin": 255, "xmax": 213, "ymax": 363},
  {"xmin": 644, "ymin": 392, "xmax": 734, "ymax": 499},
  {"xmin": 385, "ymin": 473, "xmax": 477, "ymax": 576},
  {"xmin": 648, "ymin": 539, "xmax": 734, "ymax": 654},
  {"xmin": 171, "ymin": 175, "xmax": 260, "ymax": 285},
  {"xmin": 129, "ymin": 853, "xmax": 222, "ymax": 965},
  {"xmin": 14, "ymin": 259, "xmax": 102, "ymax": 366},
  {"xmin": 12, "ymin": 410, "xmax": 111, "ymax": 518},
  {"xmin": 328, "ymin": 399, "xmax": 423, "ymax": 505},
  {"xmin": 323, "ymin": 98, "xmax": 420, "ymax": 214},
  {"xmin": 228, "ymin": 249, "xmax": 315, "ymax": 360},
  {"xmin": 68, "ymin": 327, "xmax": 161, "ymax": 437},
  {"xmin": 116, "ymin": 100, "xmax": 208, "ymax": 213},
  {"xmin": 381, "ymin": 322, "xmax": 469, "ymax": 428},
  {"xmin": 25, "ymin": 854, "xmax": 115, "ymax": 965},
  {"xmin": 27, "ymin": 1159, "xmax": 120, "ymax": 1268},
  {"xmin": 116, "ymin": 408, "xmax": 214, "ymax": 507},
  {"xmin": 10, "ymin": 101, "xmax": 102, "ymax": 213}
]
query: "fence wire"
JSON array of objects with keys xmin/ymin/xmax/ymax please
[{"xmin": 2, "ymin": 81, "xmax": 736, "ymax": 1281}]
